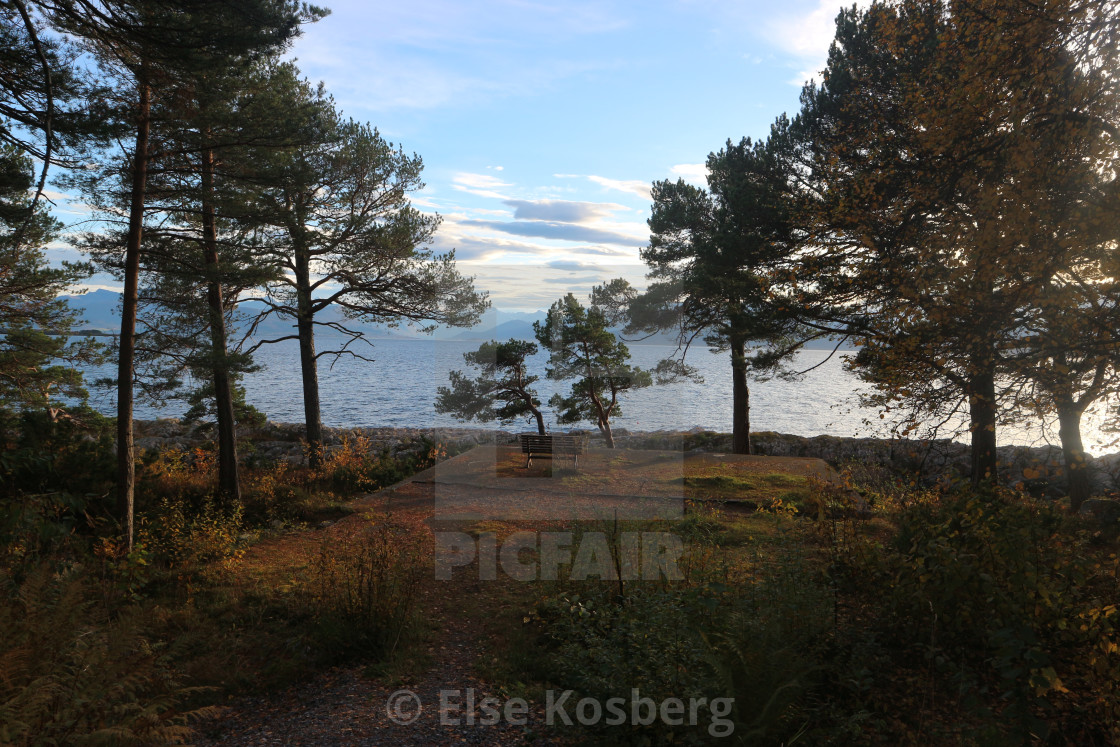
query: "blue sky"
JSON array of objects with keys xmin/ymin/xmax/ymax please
[{"xmin": 60, "ymin": 0, "xmax": 860, "ymax": 311}]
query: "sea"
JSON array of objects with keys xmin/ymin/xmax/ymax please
[{"xmin": 76, "ymin": 336, "xmax": 1117, "ymax": 455}]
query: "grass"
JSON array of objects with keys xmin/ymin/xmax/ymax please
[{"xmin": 676, "ymin": 470, "xmax": 810, "ymax": 500}]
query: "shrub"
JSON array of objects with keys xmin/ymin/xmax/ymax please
[
  {"xmin": 531, "ymin": 587, "xmax": 718, "ymax": 745},
  {"xmin": 705, "ymin": 550, "xmax": 835, "ymax": 745},
  {"xmin": 306, "ymin": 519, "xmax": 423, "ymax": 662},
  {"xmin": 240, "ymin": 459, "xmax": 315, "ymax": 524},
  {"xmin": 137, "ymin": 495, "xmax": 244, "ymax": 570},
  {"xmin": 0, "ymin": 410, "xmax": 116, "ymax": 563},
  {"xmin": 309, "ymin": 435, "xmax": 448, "ymax": 496},
  {"xmin": 0, "ymin": 408, "xmax": 115, "ymax": 499},
  {"xmin": 526, "ymin": 520, "xmax": 835, "ymax": 745},
  {"xmin": 839, "ymin": 489, "xmax": 1120, "ymax": 743},
  {"xmin": 137, "ymin": 446, "xmax": 217, "ymax": 510}
]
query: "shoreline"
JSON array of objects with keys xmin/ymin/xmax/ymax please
[{"xmin": 134, "ymin": 419, "xmax": 1120, "ymax": 499}]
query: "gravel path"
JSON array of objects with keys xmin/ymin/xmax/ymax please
[{"xmin": 193, "ymin": 477, "xmax": 569, "ymax": 746}]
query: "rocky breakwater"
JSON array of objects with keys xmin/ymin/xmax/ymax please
[
  {"xmin": 133, "ymin": 420, "xmax": 1120, "ymax": 503},
  {"xmin": 133, "ymin": 419, "xmax": 515, "ymax": 465},
  {"xmin": 618, "ymin": 428, "xmax": 1120, "ymax": 501}
]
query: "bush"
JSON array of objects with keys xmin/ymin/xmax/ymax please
[
  {"xmin": 0, "ymin": 408, "xmax": 115, "ymax": 499},
  {"xmin": 137, "ymin": 446, "xmax": 218, "ymax": 510},
  {"xmin": 137, "ymin": 495, "xmax": 244, "ymax": 570},
  {"xmin": 309, "ymin": 435, "xmax": 449, "ymax": 495},
  {"xmin": 306, "ymin": 519, "xmax": 423, "ymax": 663},
  {"xmin": 706, "ymin": 550, "xmax": 835, "ymax": 745},
  {"xmin": 0, "ymin": 410, "xmax": 116, "ymax": 564},
  {"xmin": 838, "ymin": 489, "xmax": 1120, "ymax": 743},
  {"xmin": 524, "ymin": 519, "xmax": 836, "ymax": 745}
]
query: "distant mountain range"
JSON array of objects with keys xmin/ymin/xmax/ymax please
[{"xmin": 59, "ymin": 289, "xmax": 853, "ymax": 350}]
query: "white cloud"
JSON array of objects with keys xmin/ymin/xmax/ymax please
[
  {"xmin": 466, "ymin": 207, "xmax": 515, "ymax": 218},
  {"xmin": 547, "ymin": 260, "xmax": 603, "ymax": 273},
  {"xmin": 669, "ymin": 163, "xmax": 707, "ymax": 185},
  {"xmin": 286, "ymin": 1, "xmax": 629, "ymax": 113},
  {"xmin": 451, "ymin": 171, "xmax": 513, "ymax": 200},
  {"xmin": 586, "ymin": 175, "xmax": 651, "ymax": 200},
  {"xmin": 460, "ymin": 219, "xmax": 639, "ymax": 247},
  {"xmin": 454, "ymin": 172, "xmax": 511, "ymax": 189},
  {"xmin": 503, "ymin": 199, "xmax": 627, "ymax": 224},
  {"xmin": 765, "ymin": 0, "xmax": 869, "ymax": 85}
]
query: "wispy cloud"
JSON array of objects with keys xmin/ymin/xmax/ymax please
[
  {"xmin": 546, "ymin": 259, "xmax": 603, "ymax": 273},
  {"xmin": 287, "ymin": 1, "xmax": 630, "ymax": 113},
  {"xmin": 452, "ymin": 171, "xmax": 513, "ymax": 199},
  {"xmin": 503, "ymin": 199, "xmax": 627, "ymax": 224},
  {"xmin": 587, "ymin": 175, "xmax": 651, "ymax": 200},
  {"xmin": 554, "ymin": 173, "xmax": 650, "ymax": 200},
  {"xmin": 456, "ymin": 261, "xmax": 648, "ymax": 311},
  {"xmin": 460, "ymin": 219, "xmax": 639, "ymax": 247},
  {"xmin": 454, "ymin": 172, "xmax": 511, "ymax": 189}
]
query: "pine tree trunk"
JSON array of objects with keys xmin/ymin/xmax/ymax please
[
  {"xmin": 117, "ymin": 77, "xmax": 150, "ymax": 552},
  {"xmin": 967, "ymin": 362, "xmax": 998, "ymax": 487},
  {"xmin": 601, "ymin": 418, "xmax": 615, "ymax": 448},
  {"xmin": 293, "ymin": 243, "xmax": 323, "ymax": 468},
  {"xmin": 533, "ymin": 408, "xmax": 545, "ymax": 435},
  {"xmin": 1057, "ymin": 402, "xmax": 1090, "ymax": 513},
  {"xmin": 200, "ymin": 141, "xmax": 240, "ymax": 503},
  {"xmin": 730, "ymin": 336, "xmax": 752, "ymax": 455}
]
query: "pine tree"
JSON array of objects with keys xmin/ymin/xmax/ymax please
[
  {"xmin": 56, "ymin": 0, "xmax": 320, "ymax": 547},
  {"xmin": 534, "ymin": 285, "xmax": 651, "ymax": 448},
  {"xmin": 247, "ymin": 83, "xmax": 488, "ymax": 466},
  {"xmin": 436, "ymin": 339, "xmax": 546, "ymax": 434},
  {"xmin": 635, "ymin": 128, "xmax": 813, "ymax": 455},
  {"xmin": 795, "ymin": 0, "xmax": 1120, "ymax": 488},
  {"xmin": 0, "ymin": 146, "xmax": 97, "ymax": 416}
]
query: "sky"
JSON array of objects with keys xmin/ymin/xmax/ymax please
[{"xmin": 59, "ymin": 0, "xmax": 861, "ymax": 312}]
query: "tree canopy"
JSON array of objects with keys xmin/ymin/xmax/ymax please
[{"xmin": 634, "ymin": 128, "xmax": 815, "ymax": 454}]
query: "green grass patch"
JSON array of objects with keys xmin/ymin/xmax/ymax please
[{"xmin": 672, "ymin": 470, "xmax": 810, "ymax": 501}]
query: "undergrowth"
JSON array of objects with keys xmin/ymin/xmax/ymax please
[
  {"xmin": 1, "ymin": 415, "xmax": 444, "ymax": 744},
  {"xmin": 508, "ymin": 484, "xmax": 1120, "ymax": 745}
]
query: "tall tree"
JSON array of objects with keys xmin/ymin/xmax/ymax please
[
  {"xmin": 435, "ymin": 339, "xmax": 546, "ymax": 434},
  {"xmin": 56, "ymin": 0, "xmax": 319, "ymax": 547},
  {"xmin": 120, "ymin": 61, "xmax": 314, "ymax": 502},
  {"xmin": 534, "ymin": 285, "xmax": 651, "ymax": 448},
  {"xmin": 0, "ymin": 145, "xmax": 96, "ymax": 416},
  {"xmin": 795, "ymin": 0, "xmax": 1120, "ymax": 487},
  {"xmin": 633, "ymin": 128, "xmax": 814, "ymax": 455},
  {"xmin": 248, "ymin": 93, "xmax": 488, "ymax": 466}
]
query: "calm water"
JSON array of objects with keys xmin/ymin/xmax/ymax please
[{"xmin": 79, "ymin": 337, "xmax": 1116, "ymax": 454}]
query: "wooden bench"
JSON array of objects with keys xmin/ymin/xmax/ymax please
[{"xmin": 519, "ymin": 433, "xmax": 587, "ymax": 468}]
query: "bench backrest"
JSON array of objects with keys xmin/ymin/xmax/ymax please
[{"xmin": 519, "ymin": 434, "xmax": 585, "ymax": 452}]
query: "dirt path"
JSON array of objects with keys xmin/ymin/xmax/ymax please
[{"xmin": 195, "ymin": 480, "xmax": 566, "ymax": 746}]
